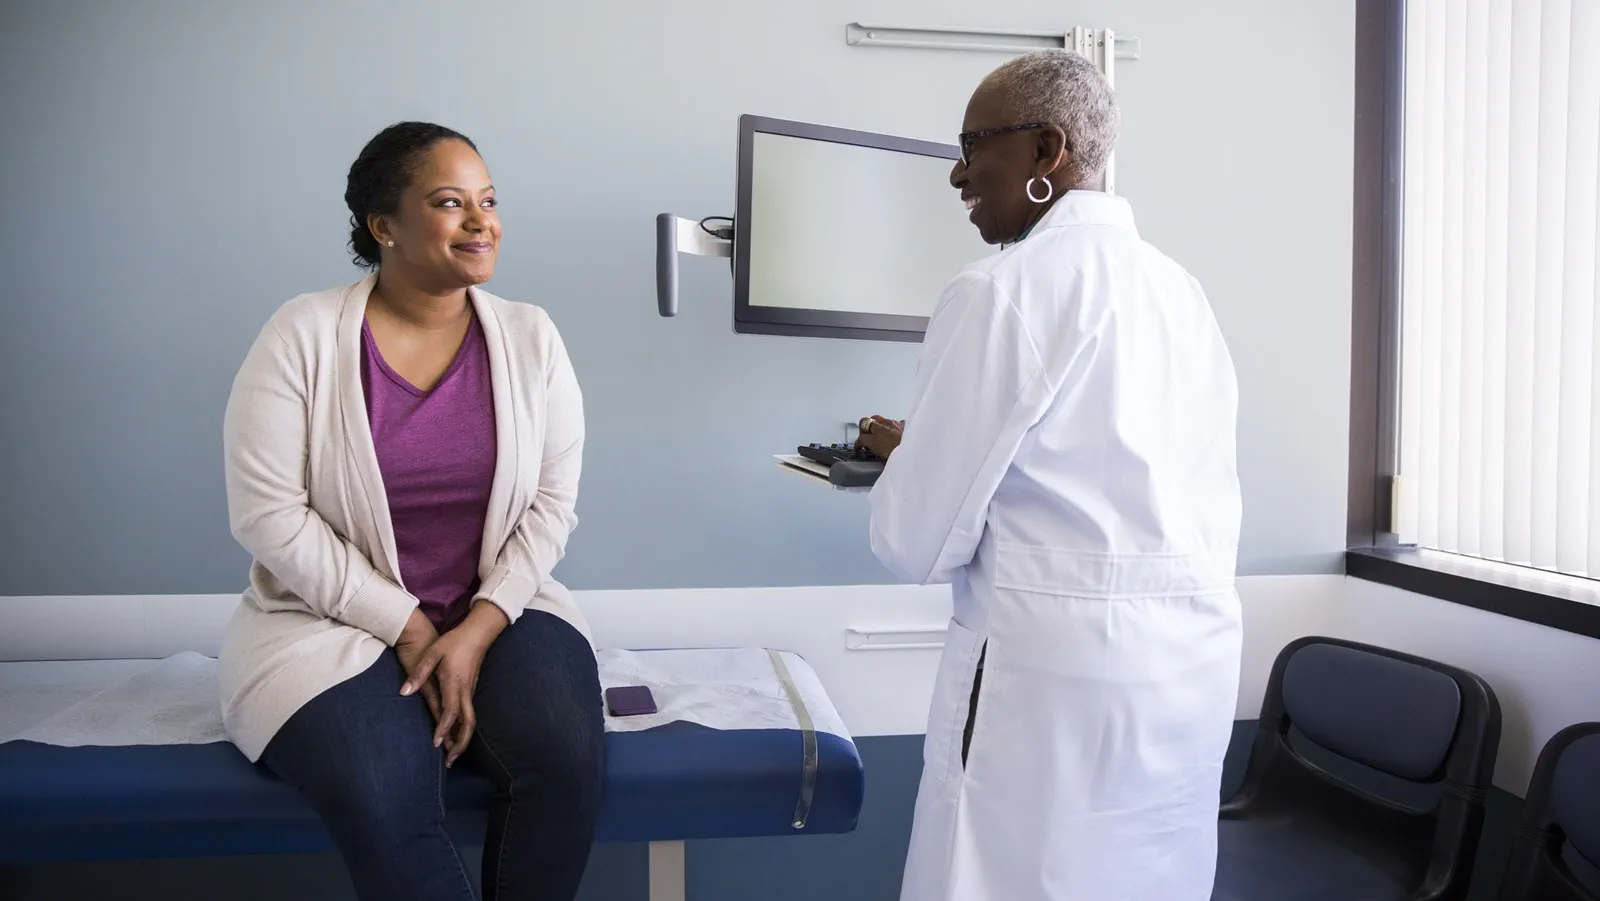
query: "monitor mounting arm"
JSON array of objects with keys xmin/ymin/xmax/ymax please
[{"xmin": 654, "ymin": 214, "xmax": 734, "ymax": 317}]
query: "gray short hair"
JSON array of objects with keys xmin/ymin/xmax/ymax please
[{"xmin": 982, "ymin": 49, "xmax": 1119, "ymax": 188}]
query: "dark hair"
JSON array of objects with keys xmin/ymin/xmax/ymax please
[{"xmin": 344, "ymin": 121, "xmax": 478, "ymax": 269}]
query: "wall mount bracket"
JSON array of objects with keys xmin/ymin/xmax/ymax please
[{"xmin": 654, "ymin": 214, "xmax": 733, "ymax": 317}]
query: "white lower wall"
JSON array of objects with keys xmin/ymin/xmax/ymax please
[
  {"xmin": 3, "ymin": 574, "xmax": 1590, "ymax": 791},
  {"xmin": 0, "ymin": 575, "xmax": 1341, "ymax": 738}
]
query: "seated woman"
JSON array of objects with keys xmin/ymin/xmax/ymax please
[{"xmin": 219, "ymin": 121, "xmax": 601, "ymax": 901}]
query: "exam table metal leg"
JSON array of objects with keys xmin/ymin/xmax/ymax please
[{"xmin": 648, "ymin": 840, "xmax": 686, "ymax": 901}]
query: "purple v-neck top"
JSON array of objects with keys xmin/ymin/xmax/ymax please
[{"xmin": 360, "ymin": 315, "xmax": 497, "ymax": 633}]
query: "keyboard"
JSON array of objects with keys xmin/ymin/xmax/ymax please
[
  {"xmin": 797, "ymin": 442, "xmax": 884, "ymax": 466},
  {"xmin": 796, "ymin": 443, "xmax": 884, "ymax": 488}
]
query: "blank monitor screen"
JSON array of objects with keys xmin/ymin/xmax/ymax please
[{"xmin": 733, "ymin": 115, "xmax": 993, "ymax": 342}]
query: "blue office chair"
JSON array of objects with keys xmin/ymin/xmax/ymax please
[
  {"xmin": 1214, "ymin": 636, "xmax": 1501, "ymax": 901},
  {"xmin": 1495, "ymin": 722, "xmax": 1600, "ymax": 900}
]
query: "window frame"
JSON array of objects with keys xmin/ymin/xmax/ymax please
[{"xmin": 1346, "ymin": 0, "xmax": 1600, "ymax": 635}]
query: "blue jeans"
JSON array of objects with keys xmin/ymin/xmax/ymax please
[{"xmin": 261, "ymin": 611, "xmax": 604, "ymax": 901}]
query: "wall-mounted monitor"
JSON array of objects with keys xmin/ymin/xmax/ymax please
[{"xmin": 733, "ymin": 115, "xmax": 992, "ymax": 342}]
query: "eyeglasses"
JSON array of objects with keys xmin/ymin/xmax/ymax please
[{"xmin": 957, "ymin": 123, "xmax": 1048, "ymax": 165}]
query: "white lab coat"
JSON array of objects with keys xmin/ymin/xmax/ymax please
[{"xmin": 870, "ymin": 191, "xmax": 1243, "ymax": 901}]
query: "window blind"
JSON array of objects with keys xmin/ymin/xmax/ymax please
[{"xmin": 1395, "ymin": 0, "xmax": 1600, "ymax": 579}]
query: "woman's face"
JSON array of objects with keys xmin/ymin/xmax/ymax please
[
  {"xmin": 372, "ymin": 139, "xmax": 500, "ymax": 290},
  {"xmin": 949, "ymin": 85, "xmax": 1067, "ymax": 245}
]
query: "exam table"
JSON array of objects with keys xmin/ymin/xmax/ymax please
[{"xmin": 0, "ymin": 648, "xmax": 865, "ymax": 901}]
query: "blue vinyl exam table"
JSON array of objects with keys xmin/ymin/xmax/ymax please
[{"xmin": 0, "ymin": 648, "xmax": 865, "ymax": 901}]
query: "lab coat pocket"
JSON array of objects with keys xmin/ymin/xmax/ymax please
[{"xmin": 921, "ymin": 617, "xmax": 986, "ymax": 785}]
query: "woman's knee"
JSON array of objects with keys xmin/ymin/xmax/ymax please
[
  {"xmin": 268, "ymin": 742, "xmax": 446, "ymax": 839},
  {"xmin": 477, "ymin": 700, "xmax": 602, "ymax": 787},
  {"xmin": 474, "ymin": 696, "xmax": 602, "ymax": 799},
  {"xmin": 263, "ymin": 681, "xmax": 447, "ymax": 842},
  {"xmin": 477, "ymin": 615, "xmax": 600, "ymax": 729}
]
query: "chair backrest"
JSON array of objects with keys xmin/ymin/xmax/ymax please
[
  {"xmin": 1282, "ymin": 641, "xmax": 1465, "ymax": 781},
  {"xmin": 1497, "ymin": 722, "xmax": 1600, "ymax": 901},
  {"xmin": 1224, "ymin": 636, "xmax": 1502, "ymax": 901}
]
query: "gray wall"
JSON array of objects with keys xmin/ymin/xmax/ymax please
[{"xmin": 0, "ymin": 0, "xmax": 1354, "ymax": 596}]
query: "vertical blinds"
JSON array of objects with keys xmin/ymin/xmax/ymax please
[{"xmin": 1395, "ymin": 0, "xmax": 1600, "ymax": 579}]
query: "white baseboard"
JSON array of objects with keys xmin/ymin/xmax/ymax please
[{"xmin": 0, "ymin": 575, "xmax": 1343, "ymax": 738}]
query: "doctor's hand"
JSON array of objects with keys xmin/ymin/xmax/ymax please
[
  {"xmin": 402, "ymin": 603, "xmax": 509, "ymax": 768},
  {"xmin": 856, "ymin": 415, "xmax": 904, "ymax": 460}
]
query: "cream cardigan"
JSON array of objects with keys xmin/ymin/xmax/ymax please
[{"xmin": 219, "ymin": 274, "xmax": 591, "ymax": 761}]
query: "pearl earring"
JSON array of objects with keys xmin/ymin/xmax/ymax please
[{"xmin": 386, "ymin": 240, "xmax": 395, "ymax": 247}]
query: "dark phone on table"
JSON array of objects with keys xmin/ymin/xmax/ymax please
[{"xmin": 605, "ymin": 685, "xmax": 658, "ymax": 717}]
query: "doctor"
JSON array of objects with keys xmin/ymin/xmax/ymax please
[{"xmin": 857, "ymin": 50, "xmax": 1242, "ymax": 900}]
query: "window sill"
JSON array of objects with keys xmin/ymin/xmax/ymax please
[{"xmin": 1346, "ymin": 547, "xmax": 1600, "ymax": 641}]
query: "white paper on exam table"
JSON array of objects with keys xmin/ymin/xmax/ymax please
[{"xmin": 0, "ymin": 648, "xmax": 853, "ymax": 747}]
